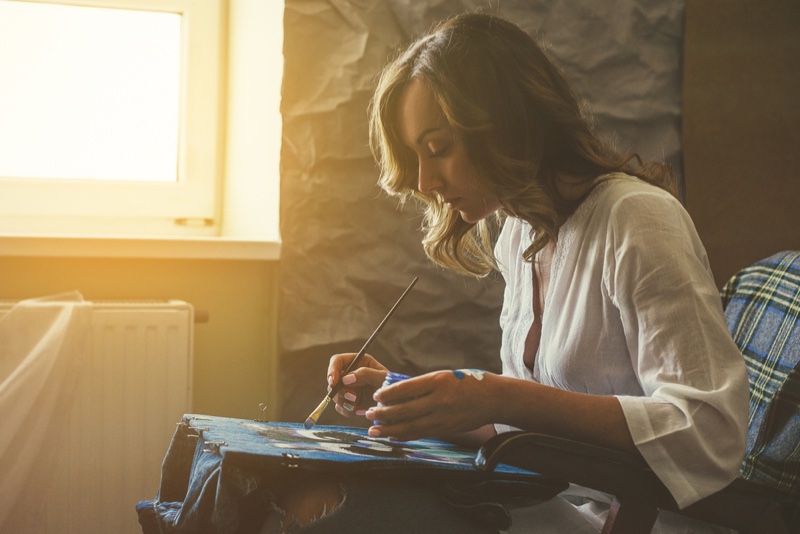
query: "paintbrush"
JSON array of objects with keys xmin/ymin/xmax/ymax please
[{"xmin": 303, "ymin": 276, "xmax": 419, "ymax": 429}]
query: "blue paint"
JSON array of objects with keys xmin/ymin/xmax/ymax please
[
  {"xmin": 374, "ymin": 372, "xmax": 412, "ymax": 425},
  {"xmin": 385, "ymin": 372, "xmax": 412, "ymax": 384},
  {"xmin": 452, "ymin": 369, "xmax": 486, "ymax": 380}
]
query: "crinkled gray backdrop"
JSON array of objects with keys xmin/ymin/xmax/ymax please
[{"xmin": 279, "ymin": 0, "xmax": 684, "ymax": 424}]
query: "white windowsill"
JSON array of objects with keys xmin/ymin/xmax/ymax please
[{"xmin": 0, "ymin": 234, "xmax": 281, "ymax": 260}]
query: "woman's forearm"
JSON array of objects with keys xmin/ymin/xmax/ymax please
[
  {"xmin": 438, "ymin": 424, "xmax": 498, "ymax": 449},
  {"xmin": 491, "ymin": 374, "xmax": 638, "ymax": 454}
]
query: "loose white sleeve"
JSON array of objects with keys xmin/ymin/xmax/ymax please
[{"xmin": 605, "ymin": 191, "xmax": 749, "ymax": 508}]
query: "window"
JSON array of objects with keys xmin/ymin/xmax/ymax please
[
  {"xmin": 1, "ymin": 4, "xmax": 181, "ymax": 184},
  {"xmin": 0, "ymin": 0, "xmax": 282, "ymax": 245}
]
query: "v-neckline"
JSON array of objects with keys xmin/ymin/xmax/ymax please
[
  {"xmin": 522, "ymin": 243, "xmax": 554, "ymax": 371},
  {"xmin": 511, "ymin": 175, "xmax": 619, "ymax": 375}
]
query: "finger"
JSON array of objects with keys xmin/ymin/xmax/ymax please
[
  {"xmin": 333, "ymin": 388, "xmax": 359, "ymax": 406},
  {"xmin": 374, "ymin": 406, "xmax": 470, "ymax": 442},
  {"xmin": 327, "ymin": 353, "xmax": 357, "ymax": 387},
  {"xmin": 365, "ymin": 396, "xmax": 433, "ymax": 427},
  {"xmin": 373, "ymin": 374, "xmax": 437, "ymax": 405},
  {"xmin": 333, "ymin": 385, "xmax": 379, "ymax": 413},
  {"xmin": 334, "ymin": 397, "xmax": 370, "ymax": 417},
  {"xmin": 341, "ymin": 367, "xmax": 388, "ymax": 389},
  {"xmin": 367, "ymin": 414, "xmax": 438, "ymax": 442},
  {"xmin": 334, "ymin": 401, "xmax": 357, "ymax": 417}
]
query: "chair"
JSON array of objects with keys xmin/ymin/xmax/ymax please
[{"xmin": 475, "ymin": 251, "xmax": 800, "ymax": 533}]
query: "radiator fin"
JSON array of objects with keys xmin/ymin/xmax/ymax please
[{"xmin": 38, "ymin": 302, "xmax": 194, "ymax": 534}]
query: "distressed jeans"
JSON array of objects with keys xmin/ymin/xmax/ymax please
[{"xmin": 136, "ymin": 415, "xmax": 548, "ymax": 534}]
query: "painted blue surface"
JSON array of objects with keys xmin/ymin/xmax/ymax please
[{"xmin": 189, "ymin": 414, "xmax": 533, "ymax": 474}]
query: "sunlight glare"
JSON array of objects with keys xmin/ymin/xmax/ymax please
[{"xmin": 0, "ymin": 1, "xmax": 181, "ymax": 182}]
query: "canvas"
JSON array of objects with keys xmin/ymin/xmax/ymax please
[{"xmin": 188, "ymin": 414, "xmax": 539, "ymax": 475}]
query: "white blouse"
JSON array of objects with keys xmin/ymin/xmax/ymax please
[{"xmin": 494, "ymin": 174, "xmax": 749, "ymax": 532}]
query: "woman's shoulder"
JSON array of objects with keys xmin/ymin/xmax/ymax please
[
  {"xmin": 584, "ymin": 173, "xmax": 681, "ymax": 221},
  {"xmin": 561, "ymin": 173, "xmax": 686, "ymax": 248},
  {"xmin": 593, "ymin": 172, "xmax": 675, "ymax": 203}
]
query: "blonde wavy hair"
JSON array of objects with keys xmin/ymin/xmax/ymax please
[{"xmin": 369, "ymin": 13, "xmax": 676, "ymax": 277}]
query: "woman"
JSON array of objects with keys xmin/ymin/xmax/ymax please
[{"xmin": 266, "ymin": 12, "xmax": 749, "ymax": 534}]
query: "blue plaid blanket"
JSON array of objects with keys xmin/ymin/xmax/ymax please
[{"xmin": 721, "ymin": 250, "xmax": 800, "ymax": 521}]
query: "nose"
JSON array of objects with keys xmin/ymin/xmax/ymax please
[{"xmin": 417, "ymin": 159, "xmax": 444, "ymax": 195}]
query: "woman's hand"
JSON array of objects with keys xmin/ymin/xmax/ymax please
[
  {"xmin": 328, "ymin": 353, "xmax": 389, "ymax": 418},
  {"xmin": 361, "ymin": 369, "xmax": 637, "ymax": 454},
  {"xmin": 365, "ymin": 369, "xmax": 497, "ymax": 441}
]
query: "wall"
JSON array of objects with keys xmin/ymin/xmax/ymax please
[
  {"xmin": 0, "ymin": 256, "xmax": 281, "ymax": 420},
  {"xmin": 683, "ymin": 0, "xmax": 800, "ymax": 286}
]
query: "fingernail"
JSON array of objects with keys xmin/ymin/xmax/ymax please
[
  {"xmin": 344, "ymin": 392, "xmax": 356, "ymax": 402},
  {"xmin": 343, "ymin": 402, "xmax": 354, "ymax": 412},
  {"xmin": 342, "ymin": 374, "xmax": 356, "ymax": 385},
  {"xmin": 356, "ymin": 409, "xmax": 366, "ymax": 416},
  {"xmin": 327, "ymin": 374, "xmax": 334, "ymax": 386},
  {"xmin": 368, "ymin": 427, "xmax": 382, "ymax": 437}
]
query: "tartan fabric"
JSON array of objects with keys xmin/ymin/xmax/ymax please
[{"xmin": 721, "ymin": 250, "xmax": 800, "ymax": 516}]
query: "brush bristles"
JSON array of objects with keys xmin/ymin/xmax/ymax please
[{"xmin": 303, "ymin": 397, "xmax": 331, "ymax": 429}]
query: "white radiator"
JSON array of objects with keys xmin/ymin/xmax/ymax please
[{"xmin": 2, "ymin": 300, "xmax": 193, "ymax": 534}]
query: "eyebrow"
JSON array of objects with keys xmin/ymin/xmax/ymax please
[{"xmin": 415, "ymin": 127, "xmax": 442, "ymax": 146}]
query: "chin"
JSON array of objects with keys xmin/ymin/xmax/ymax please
[{"xmin": 459, "ymin": 210, "xmax": 489, "ymax": 224}]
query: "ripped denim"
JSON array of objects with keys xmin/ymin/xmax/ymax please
[
  {"xmin": 260, "ymin": 475, "xmax": 500, "ymax": 534},
  {"xmin": 136, "ymin": 415, "xmax": 512, "ymax": 534}
]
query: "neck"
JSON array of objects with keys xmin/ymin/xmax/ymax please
[{"xmin": 554, "ymin": 172, "xmax": 598, "ymax": 202}]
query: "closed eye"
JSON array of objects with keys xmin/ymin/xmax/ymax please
[{"xmin": 429, "ymin": 145, "xmax": 450, "ymax": 158}]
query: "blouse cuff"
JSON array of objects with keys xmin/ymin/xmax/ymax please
[{"xmin": 616, "ymin": 395, "xmax": 703, "ymax": 509}]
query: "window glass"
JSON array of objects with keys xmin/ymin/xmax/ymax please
[{"xmin": 0, "ymin": 1, "xmax": 181, "ymax": 182}]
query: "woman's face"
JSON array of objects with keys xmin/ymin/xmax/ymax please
[{"xmin": 397, "ymin": 79, "xmax": 501, "ymax": 224}]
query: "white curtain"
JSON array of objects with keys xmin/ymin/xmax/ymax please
[{"xmin": 0, "ymin": 292, "xmax": 92, "ymax": 532}]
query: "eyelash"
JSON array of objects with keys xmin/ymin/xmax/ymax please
[{"xmin": 429, "ymin": 145, "xmax": 448, "ymax": 158}]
